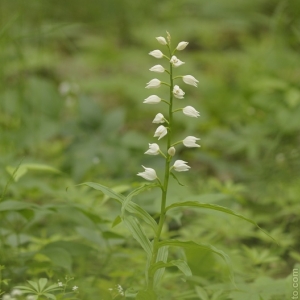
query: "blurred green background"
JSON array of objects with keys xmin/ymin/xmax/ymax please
[{"xmin": 1, "ymin": 0, "xmax": 300, "ymax": 299}]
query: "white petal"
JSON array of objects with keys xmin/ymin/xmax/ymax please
[
  {"xmin": 173, "ymin": 160, "xmax": 190, "ymax": 172},
  {"xmin": 176, "ymin": 42, "xmax": 189, "ymax": 50},
  {"xmin": 137, "ymin": 166, "xmax": 157, "ymax": 181},
  {"xmin": 145, "ymin": 143, "xmax": 160, "ymax": 155},
  {"xmin": 146, "ymin": 79, "xmax": 161, "ymax": 88},
  {"xmin": 170, "ymin": 55, "xmax": 185, "ymax": 68},
  {"xmin": 182, "ymin": 75, "xmax": 199, "ymax": 87},
  {"xmin": 156, "ymin": 36, "xmax": 167, "ymax": 45},
  {"xmin": 152, "ymin": 113, "xmax": 165, "ymax": 123},
  {"xmin": 182, "ymin": 136, "xmax": 201, "ymax": 148},
  {"xmin": 154, "ymin": 125, "xmax": 167, "ymax": 140},
  {"xmin": 183, "ymin": 106, "xmax": 200, "ymax": 118},
  {"xmin": 143, "ymin": 95, "xmax": 161, "ymax": 104},
  {"xmin": 149, "ymin": 65, "xmax": 165, "ymax": 73},
  {"xmin": 149, "ymin": 50, "xmax": 164, "ymax": 59},
  {"xmin": 173, "ymin": 85, "xmax": 185, "ymax": 99}
]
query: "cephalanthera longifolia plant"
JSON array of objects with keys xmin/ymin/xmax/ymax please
[{"xmin": 81, "ymin": 32, "xmax": 273, "ymax": 299}]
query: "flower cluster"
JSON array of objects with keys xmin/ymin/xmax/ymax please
[{"xmin": 137, "ymin": 33, "xmax": 200, "ymax": 181}]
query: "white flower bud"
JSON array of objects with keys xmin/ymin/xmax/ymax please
[
  {"xmin": 170, "ymin": 56, "xmax": 185, "ymax": 67},
  {"xmin": 149, "ymin": 65, "xmax": 165, "ymax": 73},
  {"xmin": 154, "ymin": 125, "xmax": 168, "ymax": 140},
  {"xmin": 182, "ymin": 75, "xmax": 199, "ymax": 87},
  {"xmin": 183, "ymin": 106, "xmax": 200, "ymax": 118},
  {"xmin": 176, "ymin": 41, "xmax": 189, "ymax": 50},
  {"xmin": 152, "ymin": 113, "xmax": 165, "ymax": 123},
  {"xmin": 145, "ymin": 143, "xmax": 160, "ymax": 155},
  {"xmin": 146, "ymin": 79, "xmax": 161, "ymax": 89},
  {"xmin": 168, "ymin": 147, "xmax": 176, "ymax": 156},
  {"xmin": 143, "ymin": 95, "xmax": 161, "ymax": 104},
  {"xmin": 137, "ymin": 166, "xmax": 157, "ymax": 181},
  {"xmin": 156, "ymin": 36, "xmax": 167, "ymax": 45},
  {"xmin": 183, "ymin": 136, "xmax": 201, "ymax": 148},
  {"xmin": 149, "ymin": 50, "xmax": 164, "ymax": 59},
  {"xmin": 173, "ymin": 160, "xmax": 190, "ymax": 172},
  {"xmin": 173, "ymin": 85, "xmax": 185, "ymax": 99}
]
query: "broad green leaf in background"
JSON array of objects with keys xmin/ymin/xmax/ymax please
[
  {"xmin": 6, "ymin": 164, "xmax": 61, "ymax": 182},
  {"xmin": 0, "ymin": 200, "xmax": 37, "ymax": 211},
  {"xmin": 123, "ymin": 216, "xmax": 152, "ymax": 256},
  {"xmin": 158, "ymin": 240, "xmax": 233, "ymax": 282},
  {"xmin": 136, "ymin": 290, "xmax": 157, "ymax": 300},
  {"xmin": 165, "ymin": 201, "xmax": 276, "ymax": 242}
]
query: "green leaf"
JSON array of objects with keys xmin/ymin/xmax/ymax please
[
  {"xmin": 43, "ymin": 293, "xmax": 56, "ymax": 300},
  {"xmin": 195, "ymin": 286, "xmax": 209, "ymax": 300},
  {"xmin": 6, "ymin": 164, "xmax": 61, "ymax": 182},
  {"xmin": 136, "ymin": 290, "xmax": 157, "ymax": 300},
  {"xmin": 0, "ymin": 200, "xmax": 37, "ymax": 211},
  {"xmin": 81, "ymin": 182, "xmax": 157, "ymax": 232},
  {"xmin": 38, "ymin": 278, "xmax": 48, "ymax": 291},
  {"xmin": 170, "ymin": 172, "xmax": 185, "ymax": 186},
  {"xmin": 153, "ymin": 246, "xmax": 169, "ymax": 288},
  {"xmin": 14, "ymin": 286, "xmax": 36, "ymax": 293},
  {"xmin": 150, "ymin": 259, "xmax": 192, "ymax": 278},
  {"xmin": 40, "ymin": 247, "xmax": 72, "ymax": 271},
  {"xmin": 43, "ymin": 284, "xmax": 62, "ymax": 293},
  {"xmin": 121, "ymin": 183, "xmax": 158, "ymax": 216},
  {"xmin": 165, "ymin": 201, "xmax": 276, "ymax": 243},
  {"xmin": 27, "ymin": 280, "xmax": 39, "ymax": 292},
  {"xmin": 158, "ymin": 240, "xmax": 233, "ymax": 282},
  {"xmin": 112, "ymin": 215, "xmax": 122, "ymax": 228},
  {"xmin": 123, "ymin": 216, "xmax": 152, "ymax": 256}
]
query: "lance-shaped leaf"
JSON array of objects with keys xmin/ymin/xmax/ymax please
[
  {"xmin": 150, "ymin": 259, "xmax": 192, "ymax": 279},
  {"xmin": 153, "ymin": 246, "xmax": 169, "ymax": 287},
  {"xmin": 165, "ymin": 201, "xmax": 275, "ymax": 242},
  {"xmin": 121, "ymin": 183, "xmax": 159, "ymax": 216},
  {"xmin": 123, "ymin": 216, "xmax": 152, "ymax": 256},
  {"xmin": 80, "ymin": 182, "xmax": 157, "ymax": 232},
  {"xmin": 158, "ymin": 240, "xmax": 233, "ymax": 282}
]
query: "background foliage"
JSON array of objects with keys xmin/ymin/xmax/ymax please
[{"xmin": 0, "ymin": 0, "xmax": 300, "ymax": 299}]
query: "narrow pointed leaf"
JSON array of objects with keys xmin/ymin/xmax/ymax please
[
  {"xmin": 27, "ymin": 280, "xmax": 39, "ymax": 292},
  {"xmin": 44, "ymin": 293, "xmax": 56, "ymax": 300},
  {"xmin": 43, "ymin": 284, "xmax": 62, "ymax": 293},
  {"xmin": 122, "ymin": 183, "xmax": 158, "ymax": 216},
  {"xmin": 112, "ymin": 215, "xmax": 122, "ymax": 228},
  {"xmin": 14, "ymin": 286, "xmax": 36, "ymax": 293},
  {"xmin": 151, "ymin": 259, "xmax": 192, "ymax": 278},
  {"xmin": 81, "ymin": 182, "xmax": 157, "ymax": 232},
  {"xmin": 38, "ymin": 278, "xmax": 48, "ymax": 291},
  {"xmin": 123, "ymin": 216, "xmax": 152, "ymax": 256},
  {"xmin": 170, "ymin": 172, "xmax": 185, "ymax": 186},
  {"xmin": 153, "ymin": 246, "xmax": 169, "ymax": 287},
  {"xmin": 165, "ymin": 201, "xmax": 275, "ymax": 242}
]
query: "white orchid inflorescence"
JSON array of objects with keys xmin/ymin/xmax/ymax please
[{"xmin": 137, "ymin": 32, "xmax": 201, "ymax": 183}]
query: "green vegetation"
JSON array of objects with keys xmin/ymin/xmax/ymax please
[{"xmin": 0, "ymin": 0, "xmax": 299, "ymax": 299}]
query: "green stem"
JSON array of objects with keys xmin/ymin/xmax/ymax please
[{"xmin": 147, "ymin": 44, "xmax": 174, "ymax": 291}]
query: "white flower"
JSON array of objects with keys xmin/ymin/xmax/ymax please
[
  {"xmin": 170, "ymin": 56, "xmax": 185, "ymax": 67},
  {"xmin": 146, "ymin": 79, "xmax": 161, "ymax": 89},
  {"xmin": 58, "ymin": 282, "xmax": 63, "ymax": 287},
  {"xmin": 11, "ymin": 289, "xmax": 22, "ymax": 296},
  {"xmin": 173, "ymin": 160, "xmax": 190, "ymax": 172},
  {"xmin": 183, "ymin": 106, "xmax": 200, "ymax": 118},
  {"xmin": 72, "ymin": 286, "xmax": 78, "ymax": 291},
  {"xmin": 26, "ymin": 296, "xmax": 36, "ymax": 300},
  {"xmin": 176, "ymin": 41, "xmax": 189, "ymax": 50},
  {"xmin": 154, "ymin": 125, "xmax": 168, "ymax": 140},
  {"xmin": 2, "ymin": 294, "xmax": 12, "ymax": 300},
  {"xmin": 156, "ymin": 37, "xmax": 167, "ymax": 45},
  {"xmin": 145, "ymin": 143, "xmax": 160, "ymax": 155},
  {"xmin": 173, "ymin": 85, "xmax": 185, "ymax": 99},
  {"xmin": 168, "ymin": 147, "xmax": 176, "ymax": 156},
  {"xmin": 182, "ymin": 75, "xmax": 199, "ymax": 87},
  {"xmin": 143, "ymin": 95, "xmax": 161, "ymax": 104},
  {"xmin": 152, "ymin": 113, "xmax": 165, "ymax": 123},
  {"xmin": 149, "ymin": 65, "xmax": 165, "ymax": 73},
  {"xmin": 149, "ymin": 50, "xmax": 164, "ymax": 58},
  {"xmin": 183, "ymin": 136, "xmax": 201, "ymax": 148},
  {"xmin": 137, "ymin": 166, "xmax": 157, "ymax": 181}
]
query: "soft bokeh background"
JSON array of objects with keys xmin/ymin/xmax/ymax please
[{"xmin": 1, "ymin": 0, "xmax": 300, "ymax": 299}]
